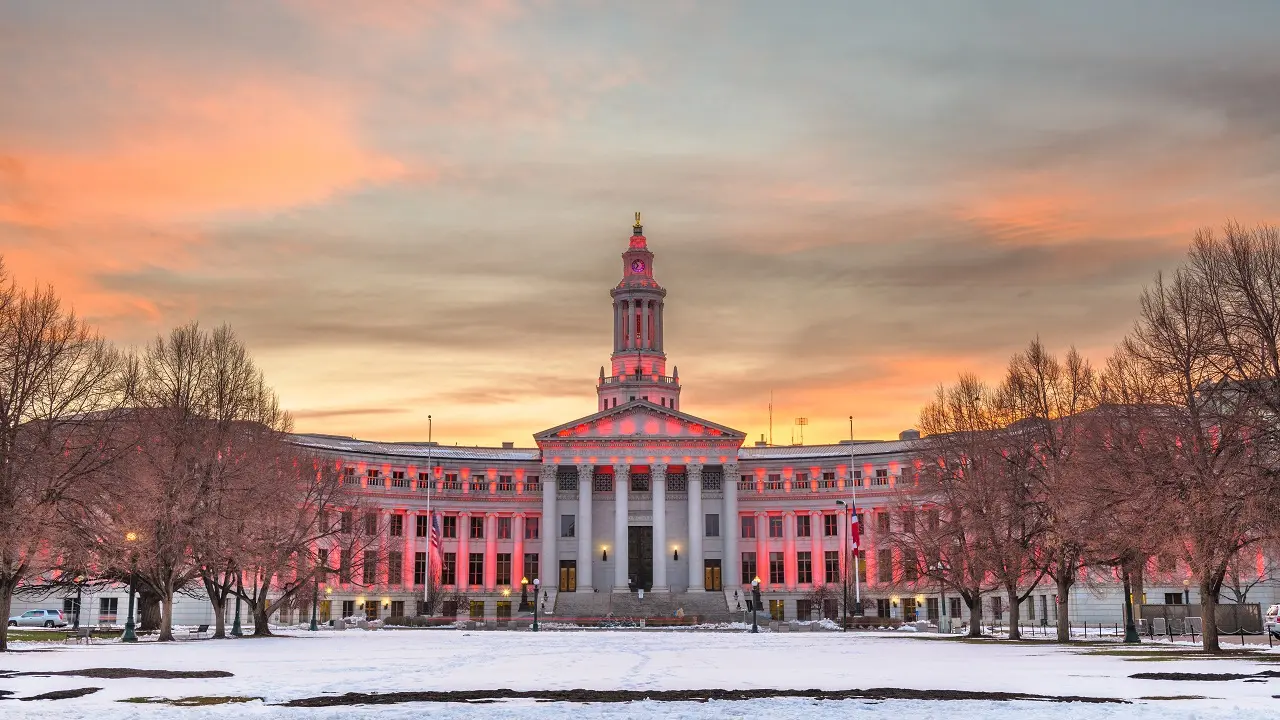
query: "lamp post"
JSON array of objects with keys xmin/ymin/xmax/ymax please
[
  {"xmin": 935, "ymin": 561, "xmax": 949, "ymax": 632},
  {"xmin": 532, "ymin": 578, "xmax": 541, "ymax": 631},
  {"xmin": 122, "ymin": 531, "xmax": 138, "ymax": 643},
  {"xmin": 750, "ymin": 577, "xmax": 761, "ymax": 633},
  {"xmin": 231, "ymin": 569, "xmax": 243, "ymax": 638},
  {"xmin": 520, "ymin": 577, "xmax": 530, "ymax": 612},
  {"xmin": 72, "ymin": 574, "xmax": 84, "ymax": 631},
  {"xmin": 310, "ymin": 574, "xmax": 320, "ymax": 631}
]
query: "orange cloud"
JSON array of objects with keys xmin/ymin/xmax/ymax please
[{"xmin": 2, "ymin": 78, "xmax": 405, "ymax": 228}]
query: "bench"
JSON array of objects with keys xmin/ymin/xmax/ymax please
[{"xmin": 187, "ymin": 624, "xmax": 210, "ymax": 639}]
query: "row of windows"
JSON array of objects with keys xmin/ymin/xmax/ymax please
[
  {"xmin": 317, "ymin": 548, "xmax": 543, "ymax": 588},
  {"xmin": 335, "ymin": 512, "xmax": 542, "ymax": 540},
  {"xmin": 556, "ymin": 514, "xmax": 722, "ymax": 538},
  {"xmin": 739, "ymin": 550, "xmax": 864, "ymax": 585}
]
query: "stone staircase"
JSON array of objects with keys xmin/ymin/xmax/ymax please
[{"xmin": 549, "ymin": 590, "xmax": 732, "ymax": 624}]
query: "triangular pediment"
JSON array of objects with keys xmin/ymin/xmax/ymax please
[{"xmin": 534, "ymin": 400, "xmax": 745, "ymax": 444}]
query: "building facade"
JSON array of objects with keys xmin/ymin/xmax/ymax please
[{"xmin": 15, "ymin": 217, "xmax": 1276, "ymax": 628}]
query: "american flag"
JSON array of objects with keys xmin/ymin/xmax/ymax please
[
  {"xmin": 430, "ymin": 512, "xmax": 442, "ymax": 553},
  {"xmin": 849, "ymin": 505, "xmax": 860, "ymax": 552}
]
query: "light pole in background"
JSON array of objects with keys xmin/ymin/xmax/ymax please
[
  {"xmin": 532, "ymin": 578, "xmax": 541, "ymax": 631},
  {"xmin": 750, "ymin": 577, "xmax": 761, "ymax": 633},
  {"xmin": 122, "ymin": 531, "xmax": 138, "ymax": 643}
]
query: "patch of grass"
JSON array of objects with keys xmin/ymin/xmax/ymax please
[
  {"xmin": 1083, "ymin": 648, "xmax": 1280, "ymax": 662},
  {"xmin": 121, "ymin": 696, "xmax": 261, "ymax": 707},
  {"xmin": 4, "ymin": 629, "xmax": 118, "ymax": 642}
]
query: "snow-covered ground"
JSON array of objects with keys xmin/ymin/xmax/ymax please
[{"xmin": 2, "ymin": 630, "xmax": 1277, "ymax": 719}]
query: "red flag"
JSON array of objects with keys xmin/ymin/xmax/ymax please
[{"xmin": 849, "ymin": 508, "xmax": 860, "ymax": 551}]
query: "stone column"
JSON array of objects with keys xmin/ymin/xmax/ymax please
[
  {"xmin": 836, "ymin": 502, "xmax": 847, "ymax": 587},
  {"xmin": 457, "ymin": 511, "xmax": 470, "ymax": 592},
  {"xmin": 576, "ymin": 464, "xmax": 593, "ymax": 592},
  {"xmin": 651, "ymin": 463, "xmax": 668, "ymax": 592},
  {"xmin": 723, "ymin": 462, "xmax": 739, "ymax": 587},
  {"xmin": 755, "ymin": 512, "xmax": 768, "ymax": 590},
  {"xmin": 641, "ymin": 299, "xmax": 650, "ymax": 350},
  {"xmin": 540, "ymin": 464, "xmax": 557, "ymax": 587},
  {"xmin": 613, "ymin": 464, "xmax": 630, "ymax": 592},
  {"xmin": 404, "ymin": 511, "xmax": 416, "ymax": 589},
  {"xmin": 784, "ymin": 511, "xmax": 797, "ymax": 590},
  {"xmin": 810, "ymin": 511, "xmax": 823, "ymax": 587},
  {"xmin": 513, "ymin": 513, "xmax": 525, "ymax": 587},
  {"xmin": 687, "ymin": 465, "xmax": 704, "ymax": 592},
  {"xmin": 484, "ymin": 512, "xmax": 497, "ymax": 591},
  {"xmin": 657, "ymin": 301, "xmax": 664, "ymax": 351}
]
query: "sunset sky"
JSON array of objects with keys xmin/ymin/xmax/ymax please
[{"xmin": 3, "ymin": 1, "xmax": 1279, "ymax": 447}]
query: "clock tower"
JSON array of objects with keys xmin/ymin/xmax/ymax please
[{"xmin": 597, "ymin": 213, "xmax": 681, "ymax": 411}]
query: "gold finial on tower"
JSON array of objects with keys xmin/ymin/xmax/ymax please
[{"xmin": 633, "ymin": 211, "xmax": 642, "ymax": 228}]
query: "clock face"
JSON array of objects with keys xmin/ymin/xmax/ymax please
[{"xmin": 631, "ymin": 259, "xmax": 646, "ymax": 273}]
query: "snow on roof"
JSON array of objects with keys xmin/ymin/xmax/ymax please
[
  {"xmin": 289, "ymin": 433, "xmax": 541, "ymax": 462},
  {"xmin": 290, "ymin": 435, "xmax": 920, "ymax": 464}
]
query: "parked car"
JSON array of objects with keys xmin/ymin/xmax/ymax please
[
  {"xmin": 1265, "ymin": 604, "xmax": 1279, "ymax": 639},
  {"xmin": 7, "ymin": 609, "xmax": 68, "ymax": 628}
]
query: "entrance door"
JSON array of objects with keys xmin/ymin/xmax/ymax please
[
  {"xmin": 704, "ymin": 560, "xmax": 722, "ymax": 591},
  {"xmin": 627, "ymin": 526, "xmax": 653, "ymax": 591},
  {"xmin": 559, "ymin": 560, "xmax": 576, "ymax": 592}
]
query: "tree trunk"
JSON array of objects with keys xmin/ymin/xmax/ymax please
[
  {"xmin": 157, "ymin": 589, "xmax": 175, "ymax": 642},
  {"xmin": 0, "ymin": 580, "xmax": 15, "ymax": 652},
  {"xmin": 211, "ymin": 595, "xmax": 227, "ymax": 639},
  {"xmin": 1131, "ymin": 561, "xmax": 1145, "ymax": 624},
  {"xmin": 1200, "ymin": 579, "xmax": 1220, "ymax": 652},
  {"xmin": 967, "ymin": 595, "xmax": 983, "ymax": 638},
  {"xmin": 1055, "ymin": 574, "xmax": 1073, "ymax": 642},
  {"xmin": 1006, "ymin": 585, "xmax": 1022, "ymax": 640},
  {"xmin": 139, "ymin": 591, "xmax": 161, "ymax": 632},
  {"xmin": 252, "ymin": 604, "xmax": 272, "ymax": 637}
]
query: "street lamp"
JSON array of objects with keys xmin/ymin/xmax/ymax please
[
  {"xmin": 532, "ymin": 578, "xmax": 541, "ymax": 631},
  {"xmin": 122, "ymin": 532, "xmax": 139, "ymax": 643},
  {"xmin": 520, "ymin": 577, "xmax": 530, "ymax": 612},
  {"xmin": 750, "ymin": 577, "xmax": 761, "ymax": 634},
  {"xmin": 310, "ymin": 576, "xmax": 320, "ymax": 632},
  {"xmin": 934, "ymin": 561, "xmax": 949, "ymax": 632},
  {"xmin": 72, "ymin": 573, "xmax": 85, "ymax": 631}
]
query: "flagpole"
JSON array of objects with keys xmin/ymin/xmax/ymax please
[
  {"xmin": 849, "ymin": 415, "xmax": 861, "ymax": 616},
  {"xmin": 424, "ymin": 415, "xmax": 432, "ymax": 613}
]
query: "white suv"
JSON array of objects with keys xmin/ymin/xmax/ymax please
[
  {"xmin": 7, "ymin": 609, "xmax": 68, "ymax": 628},
  {"xmin": 1266, "ymin": 604, "xmax": 1279, "ymax": 639}
]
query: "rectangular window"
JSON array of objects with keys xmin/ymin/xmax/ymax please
[
  {"xmin": 342, "ymin": 600, "xmax": 355, "ymax": 619},
  {"xmin": 317, "ymin": 548, "xmax": 330, "ymax": 575},
  {"xmin": 1164, "ymin": 592, "xmax": 1184, "ymax": 605},
  {"xmin": 824, "ymin": 551, "xmax": 840, "ymax": 583},
  {"xmin": 390, "ymin": 600, "xmax": 405, "ymax": 617},
  {"xmin": 364, "ymin": 513, "xmax": 378, "ymax": 536},
  {"xmin": 797, "ymin": 551, "xmax": 812, "ymax": 584},
  {"xmin": 876, "ymin": 512, "xmax": 890, "ymax": 533},
  {"xmin": 389, "ymin": 514, "xmax": 404, "ymax": 538},
  {"xmin": 769, "ymin": 552, "xmax": 784, "ymax": 584},
  {"xmin": 525, "ymin": 517, "xmax": 540, "ymax": 540},
  {"xmin": 364, "ymin": 600, "xmax": 379, "ymax": 620},
  {"xmin": 561, "ymin": 514, "xmax": 575, "ymax": 538},
  {"xmin": 362, "ymin": 550, "xmax": 377, "ymax": 585},
  {"xmin": 98, "ymin": 597, "xmax": 118, "ymax": 623},
  {"xmin": 468, "ymin": 553, "xmax": 484, "ymax": 586},
  {"xmin": 417, "ymin": 472, "xmax": 431, "ymax": 489},
  {"xmin": 903, "ymin": 553, "xmax": 918, "ymax": 581},
  {"xmin": 796, "ymin": 515, "xmax": 811, "ymax": 537},
  {"xmin": 496, "ymin": 553, "xmax": 512, "ymax": 586},
  {"xmin": 470, "ymin": 516, "xmax": 484, "ymax": 539},
  {"xmin": 442, "ymin": 515, "xmax": 457, "ymax": 539},
  {"xmin": 741, "ymin": 552, "xmax": 757, "ymax": 584},
  {"xmin": 877, "ymin": 549, "xmax": 893, "ymax": 583},
  {"xmin": 704, "ymin": 513, "xmax": 719, "ymax": 538},
  {"xmin": 414, "ymin": 552, "xmax": 426, "ymax": 586},
  {"xmin": 901, "ymin": 510, "xmax": 915, "ymax": 534},
  {"xmin": 796, "ymin": 598, "xmax": 813, "ymax": 620},
  {"xmin": 387, "ymin": 551, "xmax": 403, "ymax": 585},
  {"xmin": 949, "ymin": 597, "xmax": 962, "ymax": 618},
  {"xmin": 340, "ymin": 511, "xmax": 353, "ymax": 534},
  {"xmin": 877, "ymin": 598, "xmax": 891, "ymax": 618},
  {"xmin": 441, "ymin": 552, "xmax": 457, "ymax": 586},
  {"xmin": 991, "ymin": 596, "xmax": 1003, "ymax": 619},
  {"xmin": 497, "ymin": 517, "xmax": 512, "ymax": 540},
  {"xmin": 769, "ymin": 599, "xmax": 785, "ymax": 621},
  {"xmin": 768, "ymin": 516, "xmax": 783, "ymax": 538},
  {"xmin": 524, "ymin": 553, "xmax": 539, "ymax": 584},
  {"xmin": 741, "ymin": 516, "xmax": 755, "ymax": 539},
  {"xmin": 823, "ymin": 514, "xmax": 837, "ymax": 537},
  {"xmin": 339, "ymin": 549, "xmax": 352, "ymax": 583},
  {"xmin": 416, "ymin": 515, "xmax": 429, "ymax": 538}
]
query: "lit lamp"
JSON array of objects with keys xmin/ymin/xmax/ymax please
[
  {"xmin": 519, "ymin": 577, "xmax": 531, "ymax": 612},
  {"xmin": 532, "ymin": 578, "xmax": 542, "ymax": 631},
  {"xmin": 673, "ymin": 547, "xmax": 679, "ymax": 562},
  {"xmin": 602, "ymin": 547, "xmax": 608, "ymax": 562},
  {"xmin": 122, "ymin": 531, "xmax": 139, "ymax": 643}
]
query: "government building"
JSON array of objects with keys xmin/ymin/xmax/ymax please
[{"xmin": 17, "ymin": 217, "xmax": 1274, "ymax": 630}]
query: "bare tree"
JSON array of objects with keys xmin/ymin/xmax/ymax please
[
  {"xmin": 1102, "ymin": 265, "xmax": 1272, "ymax": 652},
  {"xmin": 0, "ymin": 259, "xmax": 124, "ymax": 652}
]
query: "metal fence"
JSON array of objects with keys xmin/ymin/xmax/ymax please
[{"xmin": 1139, "ymin": 603, "xmax": 1261, "ymax": 634}]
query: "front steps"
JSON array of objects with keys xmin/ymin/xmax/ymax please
[{"xmin": 547, "ymin": 590, "xmax": 732, "ymax": 624}]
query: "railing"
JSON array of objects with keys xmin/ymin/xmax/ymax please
[{"xmin": 598, "ymin": 374, "xmax": 679, "ymax": 386}]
